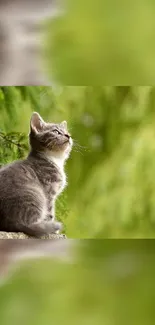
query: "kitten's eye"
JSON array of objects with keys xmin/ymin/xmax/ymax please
[{"xmin": 53, "ymin": 130, "xmax": 60, "ymax": 135}]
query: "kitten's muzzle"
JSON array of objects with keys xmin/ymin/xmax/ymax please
[
  {"xmin": 63, "ymin": 134, "xmax": 71, "ymax": 145},
  {"xmin": 65, "ymin": 134, "xmax": 70, "ymax": 140}
]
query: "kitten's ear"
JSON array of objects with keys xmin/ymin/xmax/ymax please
[
  {"xmin": 30, "ymin": 112, "xmax": 45, "ymax": 133},
  {"xmin": 60, "ymin": 121, "xmax": 67, "ymax": 130}
]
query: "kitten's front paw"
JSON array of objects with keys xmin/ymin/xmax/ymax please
[
  {"xmin": 51, "ymin": 220, "xmax": 63, "ymax": 234},
  {"xmin": 45, "ymin": 219, "xmax": 63, "ymax": 234}
]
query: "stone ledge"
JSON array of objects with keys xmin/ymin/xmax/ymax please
[{"xmin": 0, "ymin": 232, "xmax": 66, "ymax": 239}]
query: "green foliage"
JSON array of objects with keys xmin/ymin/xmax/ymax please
[{"xmin": 0, "ymin": 131, "xmax": 28, "ymax": 165}]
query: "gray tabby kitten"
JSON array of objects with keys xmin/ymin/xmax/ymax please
[{"xmin": 0, "ymin": 112, "xmax": 73, "ymax": 237}]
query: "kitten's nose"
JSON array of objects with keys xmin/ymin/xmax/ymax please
[{"xmin": 65, "ymin": 134, "xmax": 70, "ymax": 139}]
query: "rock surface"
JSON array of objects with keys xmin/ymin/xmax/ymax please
[{"xmin": 0, "ymin": 232, "xmax": 66, "ymax": 239}]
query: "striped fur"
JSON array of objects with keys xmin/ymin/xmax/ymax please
[{"xmin": 0, "ymin": 112, "xmax": 73, "ymax": 237}]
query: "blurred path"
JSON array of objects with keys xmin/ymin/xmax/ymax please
[{"xmin": 0, "ymin": 0, "xmax": 64, "ymax": 85}]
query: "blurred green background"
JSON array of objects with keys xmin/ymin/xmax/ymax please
[
  {"xmin": 44, "ymin": 0, "xmax": 155, "ymax": 84},
  {"xmin": 0, "ymin": 86, "xmax": 155, "ymax": 238},
  {"xmin": 1, "ymin": 1, "xmax": 155, "ymax": 321},
  {"xmin": 1, "ymin": 240, "xmax": 155, "ymax": 325}
]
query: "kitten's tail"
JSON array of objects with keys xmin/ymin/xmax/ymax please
[{"xmin": 18, "ymin": 220, "xmax": 62, "ymax": 238}]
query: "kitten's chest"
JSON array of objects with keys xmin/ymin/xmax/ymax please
[{"xmin": 43, "ymin": 168, "xmax": 67, "ymax": 199}]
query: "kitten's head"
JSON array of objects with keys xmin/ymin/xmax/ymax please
[{"xmin": 29, "ymin": 112, "xmax": 73, "ymax": 160}]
